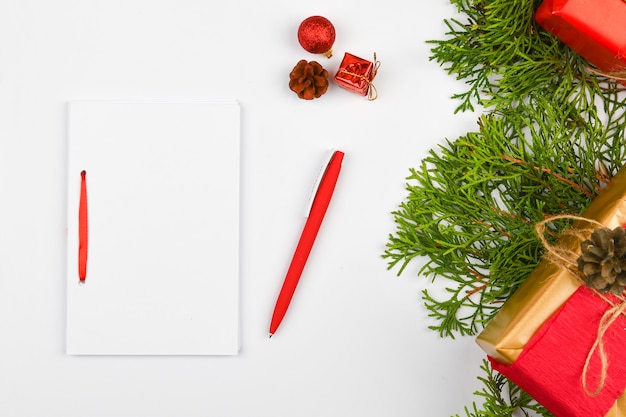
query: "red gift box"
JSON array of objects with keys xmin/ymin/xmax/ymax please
[
  {"xmin": 490, "ymin": 285, "xmax": 626, "ymax": 417},
  {"xmin": 536, "ymin": 0, "xmax": 626, "ymax": 83},
  {"xmin": 334, "ymin": 52, "xmax": 379, "ymax": 99}
]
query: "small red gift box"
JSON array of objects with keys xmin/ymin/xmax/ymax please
[
  {"xmin": 490, "ymin": 285, "xmax": 626, "ymax": 417},
  {"xmin": 334, "ymin": 52, "xmax": 379, "ymax": 99},
  {"xmin": 536, "ymin": 0, "xmax": 626, "ymax": 83}
]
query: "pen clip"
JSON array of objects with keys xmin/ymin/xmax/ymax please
[{"xmin": 304, "ymin": 150, "xmax": 338, "ymax": 217}]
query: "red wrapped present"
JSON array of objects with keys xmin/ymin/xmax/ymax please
[
  {"xmin": 490, "ymin": 285, "xmax": 626, "ymax": 417},
  {"xmin": 334, "ymin": 52, "xmax": 380, "ymax": 100},
  {"xmin": 476, "ymin": 165, "xmax": 626, "ymax": 416},
  {"xmin": 535, "ymin": 0, "xmax": 626, "ymax": 83}
]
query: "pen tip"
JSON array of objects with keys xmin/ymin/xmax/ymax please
[{"xmin": 269, "ymin": 333, "xmax": 273, "ymax": 339}]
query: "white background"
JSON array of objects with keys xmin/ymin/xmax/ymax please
[{"xmin": 0, "ymin": 1, "xmax": 488, "ymax": 416}]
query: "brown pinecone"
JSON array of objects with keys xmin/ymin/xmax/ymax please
[
  {"xmin": 289, "ymin": 60, "xmax": 329, "ymax": 100},
  {"xmin": 577, "ymin": 226, "xmax": 626, "ymax": 295}
]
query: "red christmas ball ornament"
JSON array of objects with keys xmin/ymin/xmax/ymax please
[{"xmin": 297, "ymin": 16, "xmax": 335, "ymax": 58}]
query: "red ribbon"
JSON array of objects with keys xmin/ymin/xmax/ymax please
[{"xmin": 78, "ymin": 170, "xmax": 88, "ymax": 283}]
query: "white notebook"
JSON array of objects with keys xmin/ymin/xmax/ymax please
[{"xmin": 66, "ymin": 100, "xmax": 240, "ymax": 355}]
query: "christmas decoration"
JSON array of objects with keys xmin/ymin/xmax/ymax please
[
  {"xmin": 578, "ymin": 227, "xmax": 626, "ymax": 295},
  {"xmin": 383, "ymin": 0, "xmax": 626, "ymax": 415},
  {"xmin": 288, "ymin": 59, "xmax": 329, "ymax": 100},
  {"xmin": 297, "ymin": 16, "xmax": 335, "ymax": 58},
  {"xmin": 476, "ymin": 168, "xmax": 626, "ymax": 416},
  {"xmin": 536, "ymin": 0, "xmax": 626, "ymax": 85},
  {"xmin": 490, "ymin": 285, "xmax": 626, "ymax": 417},
  {"xmin": 476, "ymin": 172, "xmax": 626, "ymax": 366},
  {"xmin": 334, "ymin": 52, "xmax": 380, "ymax": 100}
]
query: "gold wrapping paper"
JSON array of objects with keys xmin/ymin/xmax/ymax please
[{"xmin": 476, "ymin": 165, "xmax": 626, "ymax": 417}]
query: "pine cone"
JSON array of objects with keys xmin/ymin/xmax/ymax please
[
  {"xmin": 289, "ymin": 60, "xmax": 329, "ymax": 100},
  {"xmin": 577, "ymin": 226, "xmax": 626, "ymax": 295}
]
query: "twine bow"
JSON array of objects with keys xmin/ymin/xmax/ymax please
[
  {"xmin": 536, "ymin": 214, "xmax": 626, "ymax": 396},
  {"xmin": 338, "ymin": 53, "xmax": 381, "ymax": 101},
  {"xmin": 581, "ymin": 300, "xmax": 626, "ymax": 396}
]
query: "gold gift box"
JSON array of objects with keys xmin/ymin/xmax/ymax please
[{"xmin": 476, "ymin": 165, "xmax": 626, "ymax": 417}]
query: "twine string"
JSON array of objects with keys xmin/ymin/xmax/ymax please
[
  {"xmin": 535, "ymin": 215, "xmax": 603, "ymax": 269},
  {"xmin": 581, "ymin": 300, "xmax": 626, "ymax": 396},
  {"xmin": 586, "ymin": 66, "xmax": 626, "ymax": 82},
  {"xmin": 535, "ymin": 214, "xmax": 626, "ymax": 396}
]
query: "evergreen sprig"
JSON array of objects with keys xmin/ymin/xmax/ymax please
[
  {"xmin": 428, "ymin": 0, "xmax": 616, "ymax": 113},
  {"xmin": 385, "ymin": 93, "xmax": 626, "ymax": 338},
  {"xmin": 384, "ymin": 0, "xmax": 626, "ymax": 415},
  {"xmin": 457, "ymin": 360, "xmax": 551, "ymax": 417}
]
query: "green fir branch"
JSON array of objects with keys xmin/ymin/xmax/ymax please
[
  {"xmin": 456, "ymin": 360, "xmax": 551, "ymax": 417},
  {"xmin": 428, "ymin": 0, "xmax": 616, "ymax": 113},
  {"xmin": 385, "ymin": 92, "xmax": 626, "ymax": 338}
]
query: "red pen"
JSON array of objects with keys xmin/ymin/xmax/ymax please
[{"xmin": 269, "ymin": 150, "xmax": 345, "ymax": 336}]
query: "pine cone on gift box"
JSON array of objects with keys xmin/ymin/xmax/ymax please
[
  {"xmin": 577, "ymin": 226, "xmax": 626, "ymax": 295},
  {"xmin": 289, "ymin": 60, "xmax": 329, "ymax": 100}
]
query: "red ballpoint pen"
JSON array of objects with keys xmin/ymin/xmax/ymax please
[{"xmin": 269, "ymin": 150, "xmax": 345, "ymax": 336}]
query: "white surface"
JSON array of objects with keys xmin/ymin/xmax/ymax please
[
  {"xmin": 66, "ymin": 100, "xmax": 240, "ymax": 355},
  {"xmin": 0, "ymin": 0, "xmax": 487, "ymax": 416}
]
